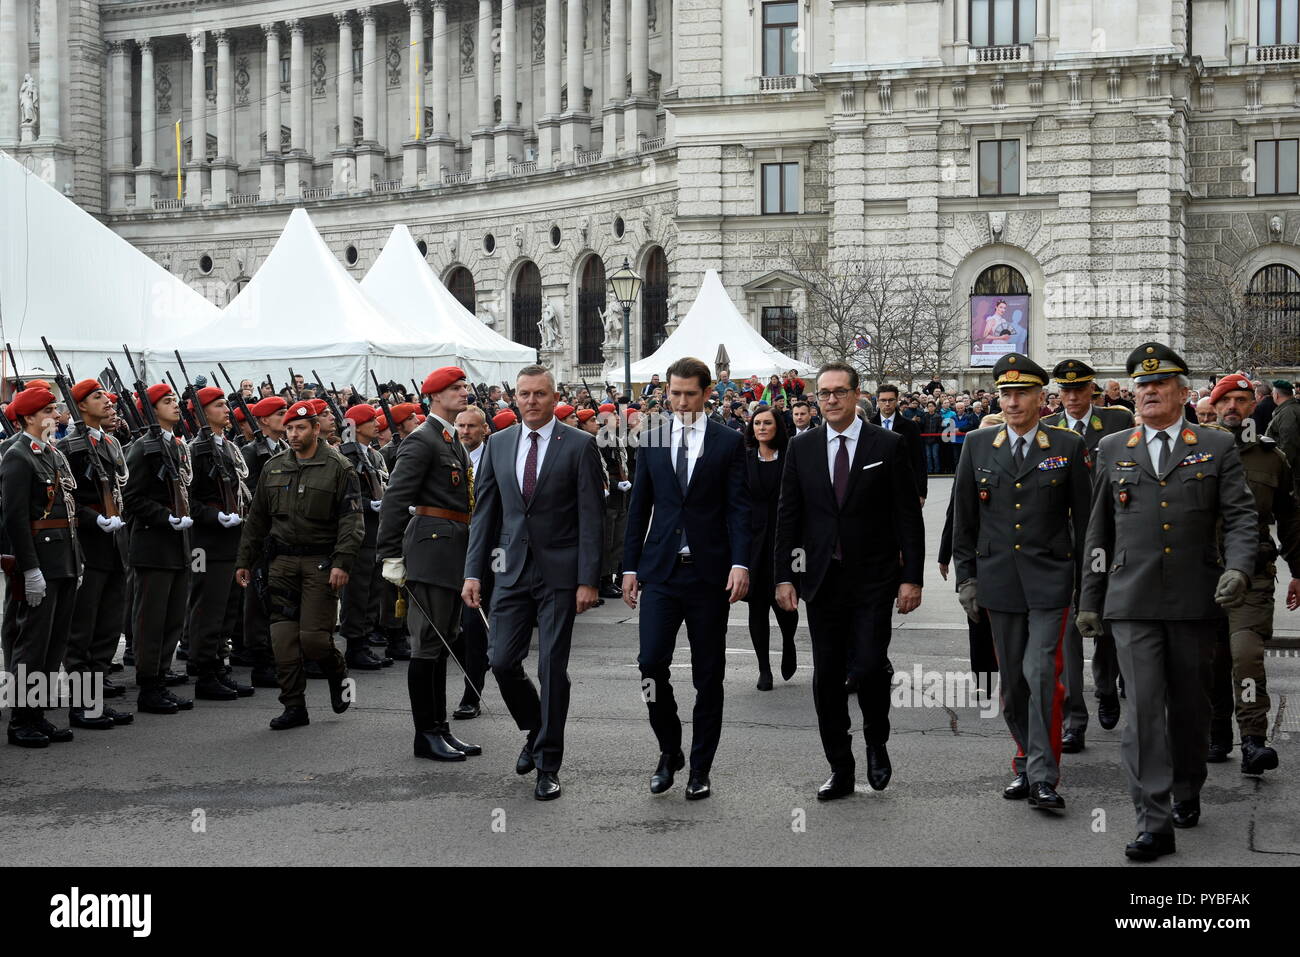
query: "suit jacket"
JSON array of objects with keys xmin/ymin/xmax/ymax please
[
  {"xmin": 622, "ymin": 417, "xmax": 752, "ymax": 588},
  {"xmin": 377, "ymin": 418, "xmax": 471, "ymax": 590},
  {"xmin": 464, "ymin": 419, "xmax": 604, "ymax": 590},
  {"xmin": 952, "ymin": 423, "xmax": 1092, "ymax": 612},
  {"xmin": 871, "ymin": 412, "xmax": 927, "ymax": 498},
  {"xmin": 1080, "ymin": 422, "xmax": 1257, "ymax": 620},
  {"xmin": 774, "ymin": 422, "xmax": 924, "ymax": 603}
]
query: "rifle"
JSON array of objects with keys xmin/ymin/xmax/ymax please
[
  {"xmin": 218, "ymin": 362, "xmax": 263, "ymax": 444},
  {"xmin": 124, "ymin": 345, "xmax": 188, "ymax": 519},
  {"xmin": 104, "ymin": 358, "xmax": 146, "ymax": 437},
  {"xmin": 165, "ymin": 370, "xmax": 195, "ymax": 438},
  {"xmin": 6, "ymin": 341, "xmax": 24, "ymax": 393},
  {"xmin": 177, "ymin": 351, "xmax": 239, "ymax": 517},
  {"xmin": 371, "ymin": 369, "xmax": 401, "ymax": 447},
  {"xmin": 43, "ymin": 338, "xmax": 119, "ymax": 520}
]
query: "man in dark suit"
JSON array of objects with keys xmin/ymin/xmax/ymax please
[
  {"xmin": 622, "ymin": 357, "xmax": 752, "ymax": 800},
  {"xmin": 463, "ymin": 365, "xmax": 604, "ymax": 801},
  {"xmin": 776, "ymin": 362, "xmax": 925, "ymax": 800},
  {"xmin": 871, "ymin": 383, "xmax": 927, "ymax": 503}
]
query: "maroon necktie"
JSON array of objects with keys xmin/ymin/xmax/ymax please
[
  {"xmin": 833, "ymin": 434, "xmax": 849, "ymax": 559},
  {"xmin": 522, "ymin": 431, "xmax": 539, "ymax": 503}
]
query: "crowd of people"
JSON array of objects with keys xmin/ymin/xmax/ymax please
[{"xmin": 0, "ymin": 341, "xmax": 1295, "ymax": 862}]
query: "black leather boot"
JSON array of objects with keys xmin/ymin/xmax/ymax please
[{"xmin": 409, "ymin": 659, "xmax": 465, "ymax": 760}]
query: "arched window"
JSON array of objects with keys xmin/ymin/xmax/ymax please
[
  {"xmin": 971, "ymin": 264, "xmax": 1028, "ymax": 295},
  {"xmin": 1248, "ymin": 264, "xmax": 1300, "ymax": 364},
  {"xmin": 641, "ymin": 247, "xmax": 669, "ymax": 358},
  {"xmin": 578, "ymin": 256, "xmax": 607, "ymax": 366},
  {"xmin": 446, "ymin": 266, "xmax": 475, "ymax": 315},
  {"xmin": 512, "ymin": 261, "xmax": 542, "ymax": 350}
]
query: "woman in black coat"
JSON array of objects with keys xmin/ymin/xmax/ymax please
[{"xmin": 744, "ymin": 405, "xmax": 799, "ymax": 690}]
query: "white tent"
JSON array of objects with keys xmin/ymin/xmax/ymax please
[
  {"xmin": 626, "ymin": 269, "xmax": 813, "ymax": 384},
  {"xmin": 147, "ymin": 208, "xmax": 445, "ymax": 393},
  {"xmin": 361, "ymin": 225, "xmax": 535, "ymax": 384},
  {"xmin": 0, "ymin": 150, "xmax": 219, "ymax": 385}
]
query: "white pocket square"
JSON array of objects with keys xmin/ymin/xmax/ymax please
[{"xmin": 862, "ymin": 462, "xmax": 883, "ymax": 471}]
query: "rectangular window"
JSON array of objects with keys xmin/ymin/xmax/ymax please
[
  {"xmin": 280, "ymin": 55, "xmax": 291, "ymax": 90},
  {"xmin": 1256, "ymin": 139, "xmax": 1299, "ymax": 195},
  {"xmin": 978, "ymin": 139, "xmax": 1021, "ymax": 196},
  {"xmin": 204, "ymin": 64, "xmax": 215, "ymax": 93},
  {"xmin": 762, "ymin": 2, "xmax": 799, "ymax": 76},
  {"xmin": 971, "ymin": 0, "xmax": 1035, "ymax": 47},
  {"xmin": 1260, "ymin": 0, "xmax": 1300, "ymax": 45},
  {"xmin": 761, "ymin": 161, "xmax": 798, "ymax": 213},
  {"xmin": 762, "ymin": 306, "xmax": 798, "ymax": 353},
  {"xmin": 353, "ymin": 47, "xmax": 363, "ymax": 76}
]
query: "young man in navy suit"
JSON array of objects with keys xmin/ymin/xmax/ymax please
[{"xmin": 622, "ymin": 357, "xmax": 752, "ymax": 800}]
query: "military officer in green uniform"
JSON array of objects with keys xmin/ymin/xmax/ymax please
[
  {"xmin": 1265, "ymin": 379, "xmax": 1300, "ymax": 495},
  {"xmin": 953, "ymin": 353, "xmax": 1092, "ymax": 813},
  {"xmin": 1078, "ymin": 342, "xmax": 1258, "ymax": 861},
  {"xmin": 1206, "ymin": 374, "xmax": 1299, "ymax": 775},
  {"xmin": 1042, "ymin": 359, "xmax": 1134, "ymax": 749},
  {"xmin": 235, "ymin": 400, "xmax": 363, "ymax": 730}
]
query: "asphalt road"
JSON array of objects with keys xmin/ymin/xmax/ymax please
[{"xmin": 1, "ymin": 479, "xmax": 1296, "ymax": 866}]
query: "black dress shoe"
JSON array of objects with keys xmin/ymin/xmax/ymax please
[
  {"xmin": 104, "ymin": 707, "xmax": 134, "ymax": 726},
  {"xmin": 780, "ymin": 640, "xmax": 797, "ymax": 681},
  {"xmin": 387, "ymin": 638, "xmax": 412, "ymax": 661},
  {"xmin": 1172, "ymin": 798, "xmax": 1201, "ymax": 828},
  {"xmin": 452, "ymin": 701, "xmax": 480, "ymax": 719},
  {"xmin": 1125, "ymin": 831, "xmax": 1175, "ymax": 861},
  {"xmin": 1002, "ymin": 773, "xmax": 1030, "ymax": 800},
  {"xmin": 1241, "ymin": 735, "xmax": 1279, "ymax": 775},
  {"xmin": 380, "ymin": 654, "xmax": 394, "ymax": 667},
  {"xmin": 1097, "ymin": 694, "xmax": 1120, "ymax": 731},
  {"xmin": 69, "ymin": 709, "xmax": 115, "ymax": 730},
  {"xmin": 102, "ymin": 679, "xmax": 126, "ymax": 699},
  {"xmin": 516, "ymin": 741, "xmax": 537, "ymax": 775},
  {"xmin": 1061, "ymin": 728, "xmax": 1085, "ymax": 753},
  {"xmin": 345, "ymin": 648, "xmax": 386, "ymax": 670},
  {"xmin": 270, "ymin": 706, "xmax": 310, "ymax": 730},
  {"xmin": 367, "ymin": 634, "xmax": 389, "ymax": 647},
  {"xmin": 414, "ymin": 730, "xmax": 466, "ymax": 760},
  {"xmin": 34, "ymin": 716, "xmax": 74, "ymax": 743},
  {"xmin": 650, "ymin": 750, "xmax": 686, "ymax": 794},
  {"xmin": 109, "ymin": 661, "xmax": 124, "ymax": 673},
  {"xmin": 440, "ymin": 729, "xmax": 481, "ymax": 756},
  {"xmin": 250, "ymin": 665, "xmax": 280, "ymax": 689},
  {"xmin": 326, "ymin": 669, "xmax": 351, "ymax": 714},
  {"xmin": 164, "ymin": 671, "xmax": 189, "ymax": 686},
  {"xmin": 1206, "ymin": 740, "xmax": 1232, "ymax": 763},
  {"xmin": 756, "ymin": 670, "xmax": 773, "ymax": 691},
  {"xmin": 817, "ymin": 771, "xmax": 855, "ymax": 801},
  {"xmin": 599, "ymin": 583, "xmax": 623, "ymax": 600},
  {"xmin": 684, "ymin": 771, "xmax": 711, "ymax": 800},
  {"xmin": 844, "ymin": 674, "xmax": 861, "ymax": 694},
  {"xmin": 7, "ymin": 724, "xmax": 50, "ymax": 748},
  {"xmin": 215, "ymin": 670, "xmax": 255, "ymax": 697},
  {"xmin": 194, "ymin": 676, "xmax": 239, "ymax": 701},
  {"xmin": 137, "ymin": 688, "xmax": 179, "ymax": 715},
  {"xmin": 866, "ymin": 744, "xmax": 892, "ymax": 791},
  {"xmin": 535, "ymin": 770, "xmax": 562, "ymax": 801},
  {"xmin": 163, "ymin": 690, "xmax": 193, "ymax": 711},
  {"xmin": 1028, "ymin": 782, "xmax": 1065, "ymax": 811}
]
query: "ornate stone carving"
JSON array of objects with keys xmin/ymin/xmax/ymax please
[
  {"xmin": 539, "ymin": 299, "xmax": 563, "ymax": 351},
  {"xmin": 533, "ymin": 4, "xmax": 546, "ymax": 61},
  {"xmin": 312, "ymin": 47, "xmax": 327, "ymax": 95},
  {"xmin": 387, "ymin": 35, "xmax": 402, "ymax": 86},
  {"xmin": 461, "ymin": 21, "xmax": 475, "ymax": 74},
  {"xmin": 156, "ymin": 62, "xmax": 171, "ymax": 113},
  {"xmin": 235, "ymin": 56, "xmax": 250, "ymax": 106}
]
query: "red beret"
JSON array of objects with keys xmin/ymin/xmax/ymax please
[
  {"xmin": 598, "ymin": 403, "xmax": 616, "ymax": 413},
  {"xmin": 375, "ymin": 414, "xmax": 389, "ymax": 431},
  {"xmin": 105, "ymin": 392, "xmax": 118, "ymax": 404},
  {"xmin": 388, "ymin": 402, "xmax": 419, "ymax": 426},
  {"xmin": 71, "ymin": 378, "xmax": 104, "ymax": 403},
  {"xmin": 344, "ymin": 404, "xmax": 378, "ymax": 425},
  {"xmin": 283, "ymin": 401, "xmax": 317, "ymax": 424},
  {"xmin": 308, "ymin": 398, "xmax": 330, "ymax": 417},
  {"xmin": 492, "ymin": 409, "xmax": 518, "ymax": 431},
  {"xmin": 250, "ymin": 396, "xmax": 287, "ymax": 417},
  {"xmin": 576, "ymin": 408, "xmax": 596, "ymax": 424},
  {"xmin": 9, "ymin": 386, "xmax": 56, "ymax": 417},
  {"xmin": 138, "ymin": 383, "xmax": 173, "ymax": 410},
  {"xmin": 1209, "ymin": 375, "xmax": 1254, "ymax": 406},
  {"xmin": 555, "ymin": 404, "xmax": 575, "ymax": 420},
  {"xmin": 415, "ymin": 414, "xmax": 427, "ymax": 423},
  {"xmin": 26, "ymin": 379, "xmax": 51, "ymax": 391},
  {"xmin": 186, "ymin": 386, "xmax": 225, "ymax": 413},
  {"xmin": 233, "ymin": 406, "xmax": 246, "ymax": 422},
  {"xmin": 422, "ymin": 366, "xmax": 467, "ymax": 396},
  {"xmin": 3, "ymin": 404, "xmax": 15, "ymax": 422}
]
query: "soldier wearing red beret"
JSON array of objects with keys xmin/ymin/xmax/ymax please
[
  {"xmin": 492, "ymin": 409, "xmax": 518, "ymax": 431},
  {"xmin": 1, "ymin": 388, "xmax": 83, "ymax": 746},
  {"xmin": 375, "ymin": 401, "xmax": 423, "ymax": 661},
  {"xmin": 336, "ymin": 403, "xmax": 392, "ymax": 671}
]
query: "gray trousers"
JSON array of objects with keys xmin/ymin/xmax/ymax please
[
  {"xmin": 1111, "ymin": 619, "xmax": 1215, "ymax": 835},
  {"xmin": 1062, "ymin": 610, "xmax": 1122, "ymax": 731},
  {"xmin": 407, "ymin": 580, "xmax": 462, "ymax": 661},
  {"xmin": 987, "ymin": 608, "xmax": 1069, "ymax": 787}
]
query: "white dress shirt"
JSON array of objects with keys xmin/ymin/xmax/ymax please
[
  {"xmin": 1063, "ymin": 413, "xmax": 1089, "ymax": 433},
  {"xmin": 515, "ymin": 415, "xmax": 557, "ymax": 493},
  {"xmin": 1144, "ymin": 422, "xmax": 1180, "ymax": 473},
  {"xmin": 825, "ymin": 415, "xmax": 863, "ymax": 476},
  {"xmin": 879, "ymin": 415, "xmax": 895, "ymax": 432},
  {"xmin": 1005, "ymin": 423, "xmax": 1039, "ymax": 460},
  {"xmin": 467, "ymin": 441, "xmax": 484, "ymax": 474}
]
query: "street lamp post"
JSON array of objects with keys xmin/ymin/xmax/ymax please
[{"xmin": 608, "ymin": 257, "xmax": 643, "ymax": 396}]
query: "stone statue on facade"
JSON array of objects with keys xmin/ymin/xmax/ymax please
[
  {"xmin": 19, "ymin": 74, "xmax": 38, "ymax": 141},
  {"xmin": 538, "ymin": 298, "xmax": 562, "ymax": 351}
]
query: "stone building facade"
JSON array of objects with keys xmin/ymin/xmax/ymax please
[{"xmin": 2, "ymin": 0, "xmax": 1299, "ymax": 386}]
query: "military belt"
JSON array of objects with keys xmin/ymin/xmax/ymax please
[
  {"xmin": 31, "ymin": 519, "xmax": 71, "ymax": 531},
  {"xmin": 413, "ymin": 506, "xmax": 470, "ymax": 524}
]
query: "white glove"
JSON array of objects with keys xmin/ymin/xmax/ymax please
[
  {"xmin": 369, "ymin": 499, "xmax": 383, "ymax": 512},
  {"xmin": 407, "ymin": 505, "xmax": 416, "ymax": 516},
  {"xmin": 603, "ymin": 488, "xmax": 610, "ymax": 498},
  {"xmin": 381, "ymin": 557, "xmax": 407, "ymax": 587},
  {"xmin": 217, "ymin": 511, "xmax": 243, "ymax": 528},
  {"xmin": 23, "ymin": 568, "xmax": 46, "ymax": 607},
  {"xmin": 617, "ymin": 480, "xmax": 632, "ymax": 492},
  {"xmin": 168, "ymin": 514, "xmax": 194, "ymax": 530},
  {"xmin": 96, "ymin": 514, "xmax": 124, "ymax": 533}
]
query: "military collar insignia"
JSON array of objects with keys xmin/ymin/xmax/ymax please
[
  {"xmin": 442, "ymin": 428, "xmax": 452, "ymax": 443},
  {"xmin": 1181, "ymin": 427, "xmax": 1198, "ymax": 446},
  {"xmin": 1125, "ymin": 428, "xmax": 1142, "ymax": 447},
  {"xmin": 1090, "ymin": 415, "xmax": 1103, "ymax": 431},
  {"xmin": 1036, "ymin": 429, "xmax": 1050, "ymax": 449},
  {"xmin": 992, "ymin": 428, "xmax": 1007, "ymax": 448},
  {"xmin": 30, "ymin": 440, "xmax": 41, "ymax": 454}
]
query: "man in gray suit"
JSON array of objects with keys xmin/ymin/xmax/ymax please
[
  {"xmin": 463, "ymin": 365, "xmax": 605, "ymax": 801},
  {"xmin": 1078, "ymin": 342, "xmax": 1257, "ymax": 862},
  {"xmin": 1041, "ymin": 359, "xmax": 1134, "ymax": 749},
  {"xmin": 952, "ymin": 353, "xmax": 1092, "ymax": 813}
]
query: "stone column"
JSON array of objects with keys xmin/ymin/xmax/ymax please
[
  {"xmin": 38, "ymin": 0, "xmax": 60, "ymax": 142},
  {"xmin": 211, "ymin": 30, "xmax": 237, "ymax": 202},
  {"xmin": 955, "ymin": 0, "xmax": 970, "ymax": 61},
  {"xmin": 494, "ymin": 0, "xmax": 525, "ymax": 171},
  {"xmin": 470, "ymin": 0, "xmax": 493, "ymax": 177},
  {"xmin": 106, "ymin": 41, "xmax": 131, "ymax": 210},
  {"xmin": 603, "ymin": 0, "xmax": 626, "ymax": 156},
  {"xmin": 538, "ymin": 0, "xmax": 562, "ymax": 168},
  {"xmin": 624, "ymin": 0, "xmax": 654, "ymax": 150},
  {"xmin": 333, "ymin": 11, "xmax": 356, "ymax": 192},
  {"xmin": 558, "ymin": 0, "xmax": 590, "ymax": 160},
  {"xmin": 403, "ymin": 0, "xmax": 427, "ymax": 185},
  {"xmin": 136, "ymin": 38, "xmax": 161, "ymax": 205},
  {"xmin": 186, "ymin": 30, "xmax": 208, "ymax": 205},
  {"xmin": 0, "ymin": 0, "xmax": 19, "ymax": 147},
  {"xmin": 1034, "ymin": 0, "xmax": 1048, "ymax": 59},
  {"xmin": 260, "ymin": 23, "xmax": 283, "ymax": 200},
  {"xmin": 285, "ymin": 20, "xmax": 310, "ymax": 198},
  {"xmin": 356, "ymin": 7, "xmax": 383, "ymax": 186},
  {"xmin": 1230, "ymin": 0, "xmax": 1248, "ymax": 64},
  {"xmin": 663, "ymin": 0, "xmax": 676, "ymax": 143}
]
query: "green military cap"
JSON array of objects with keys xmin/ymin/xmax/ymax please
[
  {"xmin": 1126, "ymin": 341, "xmax": 1188, "ymax": 384},
  {"xmin": 1051, "ymin": 358, "xmax": 1097, "ymax": 388},
  {"xmin": 991, "ymin": 352, "xmax": 1048, "ymax": 389},
  {"xmin": 1272, "ymin": 378, "xmax": 1294, "ymax": 393}
]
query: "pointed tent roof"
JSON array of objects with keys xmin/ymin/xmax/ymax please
[
  {"xmin": 147, "ymin": 208, "xmax": 433, "ymax": 391},
  {"xmin": 627, "ymin": 269, "xmax": 813, "ymax": 382},
  {"xmin": 0, "ymin": 150, "xmax": 219, "ymax": 383},
  {"xmin": 360, "ymin": 224, "xmax": 535, "ymax": 384}
]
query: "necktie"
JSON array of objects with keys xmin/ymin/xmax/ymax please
[
  {"xmin": 833, "ymin": 434, "xmax": 849, "ymax": 505},
  {"xmin": 883, "ymin": 418, "xmax": 891, "ymax": 431},
  {"xmin": 522, "ymin": 431, "xmax": 539, "ymax": 503},
  {"xmin": 676, "ymin": 427, "xmax": 689, "ymax": 495},
  {"xmin": 1154, "ymin": 431, "xmax": 1170, "ymax": 474},
  {"xmin": 1013, "ymin": 436, "xmax": 1026, "ymax": 469},
  {"xmin": 1073, "ymin": 419, "xmax": 1085, "ymax": 436}
]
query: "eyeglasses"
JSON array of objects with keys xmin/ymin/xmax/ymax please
[{"xmin": 816, "ymin": 388, "xmax": 852, "ymax": 401}]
